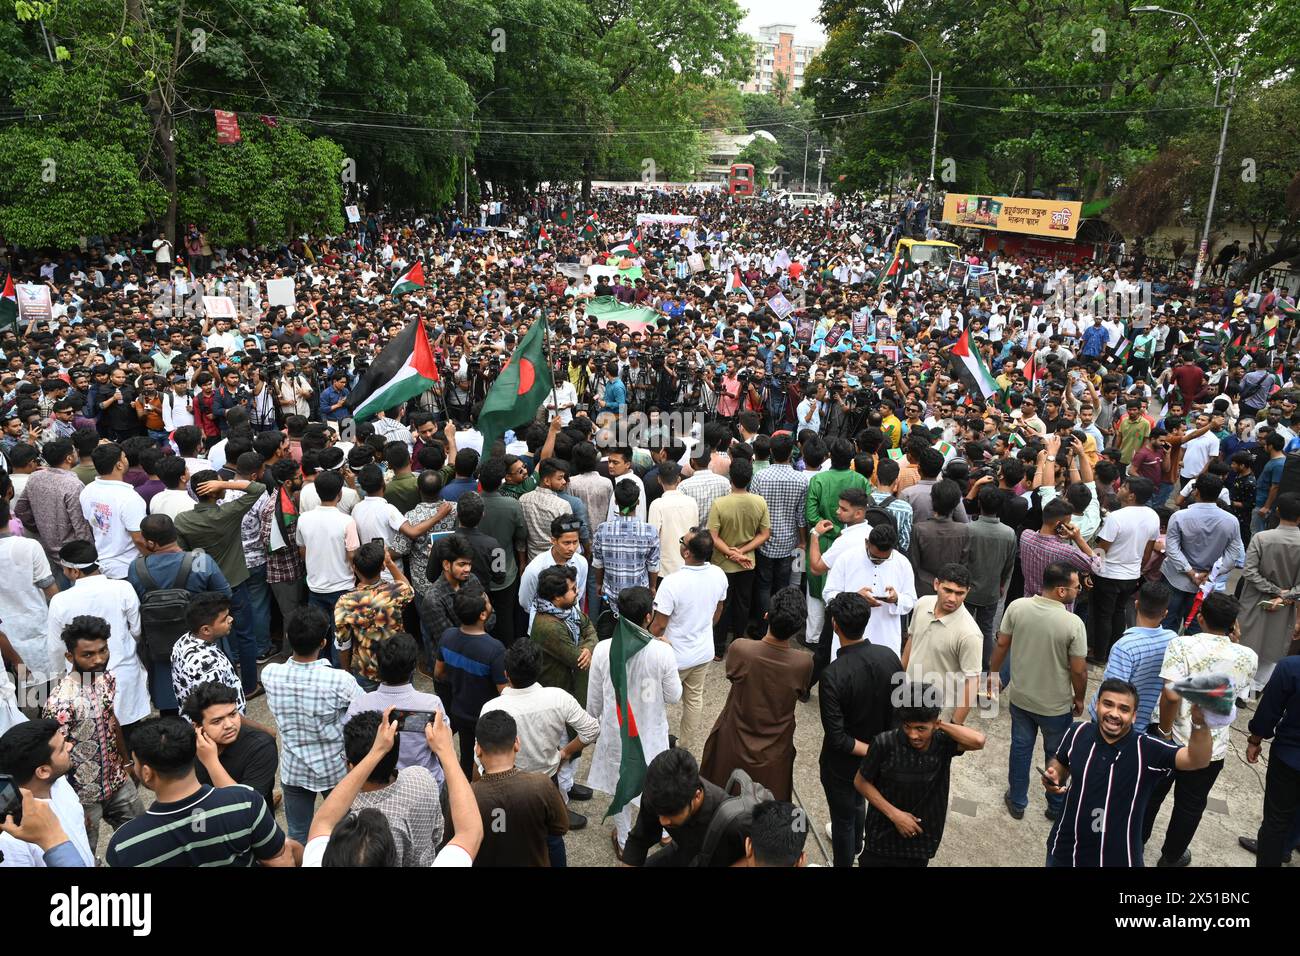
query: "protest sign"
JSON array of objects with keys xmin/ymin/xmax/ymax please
[
  {"xmin": 16, "ymin": 283, "xmax": 52, "ymax": 324},
  {"xmin": 345, "ymin": 205, "xmax": 361, "ymax": 223},
  {"xmin": 266, "ymin": 277, "xmax": 296, "ymax": 308}
]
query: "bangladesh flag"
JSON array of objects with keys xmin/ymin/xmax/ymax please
[
  {"xmin": 346, "ymin": 318, "xmax": 440, "ymax": 421},
  {"xmin": 0, "ymin": 273, "xmax": 16, "ymax": 332},
  {"xmin": 477, "ymin": 318, "xmax": 554, "ymax": 453},
  {"xmin": 554, "ymin": 206, "xmax": 574, "ymax": 225},
  {"xmin": 604, "ymin": 612, "xmax": 655, "ymax": 819},
  {"xmin": 391, "ymin": 260, "xmax": 424, "ymax": 297},
  {"xmin": 580, "ymin": 218, "xmax": 598, "ymax": 241},
  {"xmin": 950, "ymin": 329, "xmax": 998, "ymax": 400}
]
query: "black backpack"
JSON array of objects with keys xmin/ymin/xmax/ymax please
[
  {"xmin": 133, "ymin": 554, "xmax": 196, "ymax": 663},
  {"xmin": 864, "ymin": 493, "xmax": 899, "ymax": 534},
  {"xmin": 695, "ymin": 769, "xmax": 775, "ymax": 867}
]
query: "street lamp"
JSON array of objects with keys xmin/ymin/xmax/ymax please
[
  {"xmin": 464, "ymin": 87, "xmax": 510, "ymax": 217},
  {"xmin": 879, "ymin": 30, "xmax": 941, "ymax": 207},
  {"xmin": 782, "ymin": 124, "xmax": 812, "ymax": 192},
  {"xmin": 1133, "ymin": 6, "xmax": 1239, "ymax": 291}
]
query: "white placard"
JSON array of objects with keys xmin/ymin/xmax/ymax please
[
  {"xmin": 266, "ymin": 277, "xmax": 296, "ymax": 308},
  {"xmin": 202, "ymin": 295, "xmax": 237, "ymax": 319},
  {"xmin": 345, "ymin": 205, "xmax": 361, "ymax": 223}
]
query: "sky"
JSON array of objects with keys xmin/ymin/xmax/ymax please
[{"xmin": 740, "ymin": 1, "xmax": 826, "ymax": 44}]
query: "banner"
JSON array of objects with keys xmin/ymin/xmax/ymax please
[
  {"xmin": 635, "ymin": 214, "xmax": 697, "ymax": 226},
  {"xmin": 16, "ymin": 283, "xmax": 52, "ymax": 323},
  {"xmin": 266, "ymin": 277, "xmax": 295, "ymax": 308},
  {"xmin": 214, "ymin": 110, "xmax": 242, "ymax": 145},
  {"xmin": 943, "ymin": 193, "xmax": 1082, "ymax": 240}
]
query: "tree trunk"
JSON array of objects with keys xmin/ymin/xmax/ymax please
[
  {"xmin": 1132, "ymin": 234, "xmax": 1147, "ymax": 275},
  {"xmin": 582, "ymin": 154, "xmax": 593, "ymax": 208},
  {"xmin": 1236, "ymin": 242, "xmax": 1300, "ymax": 285}
]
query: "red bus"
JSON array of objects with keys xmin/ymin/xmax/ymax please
[{"xmin": 728, "ymin": 163, "xmax": 755, "ymax": 197}]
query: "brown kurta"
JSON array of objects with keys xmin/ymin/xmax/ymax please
[{"xmin": 699, "ymin": 638, "xmax": 813, "ymax": 801}]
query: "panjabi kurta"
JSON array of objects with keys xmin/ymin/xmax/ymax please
[
  {"xmin": 1238, "ymin": 525, "xmax": 1300, "ymax": 673},
  {"xmin": 699, "ymin": 637, "xmax": 814, "ymax": 801}
]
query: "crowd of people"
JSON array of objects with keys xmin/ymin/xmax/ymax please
[{"xmin": 0, "ymin": 184, "xmax": 1298, "ymax": 870}]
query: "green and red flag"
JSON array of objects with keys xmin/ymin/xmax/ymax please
[
  {"xmin": 604, "ymin": 612, "xmax": 655, "ymax": 819},
  {"xmin": 580, "ymin": 217, "xmax": 599, "ymax": 241},
  {"xmin": 346, "ymin": 317, "xmax": 440, "ymax": 421},
  {"xmin": 876, "ymin": 244, "xmax": 910, "ymax": 289},
  {"xmin": 390, "ymin": 260, "xmax": 424, "ymax": 297},
  {"xmin": 476, "ymin": 317, "xmax": 554, "ymax": 453},
  {"xmin": 554, "ymin": 206, "xmax": 574, "ymax": 225},
  {"xmin": 0, "ymin": 273, "xmax": 17, "ymax": 331}
]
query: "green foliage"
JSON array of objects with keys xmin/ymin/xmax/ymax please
[
  {"xmin": 0, "ymin": 131, "xmax": 166, "ymax": 246},
  {"xmin": 736, "ymin": 135, "xmax": 780, "ymax": 187}
]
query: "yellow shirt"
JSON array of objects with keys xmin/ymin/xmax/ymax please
[{"xmin": 881, "ymin": 414, "xmax": 903, "ymax": 448}]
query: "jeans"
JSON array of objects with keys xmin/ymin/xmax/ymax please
[
  {"xmin": 820, "ymin": 763, "xmax": 866, "ymax": 868},
  {"xmin": 547, "ymin": 833, "xmax": 567, "ymax": 868},
  {"xmin": 282, "ymin": 784, "xmax": 332, "ymax": 844},
  {"xmin": 713, "ymin": 568, "xmax": 755, "ymax": 657},
  {"xmin": 1251, "ymin": 510, "xmax": 1271, "ymax": 536},
  {"xmin": 1257, "ymin": 756, "xmax": 1300, "ymax": 866},
  {"xmin": 451, "ymin": 715, "xmax": 477, "ymax": 779},
  {"xmin": 1007, "ymin": 703, "xmax": 1073, "ymax": 814},
  {"xmin": 245, "ymin": 564, "xmax": 273, "ymax": 655},
  {"xmin": 1088, "ymin": 576, "xmax": 1139, "ymax": 660},
  {"xmin": 308, "ymin": 589, "xmax": 349, "ymax": 666},
  {"xmin": 1142, "ymin": 757, "xmax": 1224, "ymax": 862},
  {"xmin": 1162, "ymin": 587, "xmax": 1200, "ymax": 634},
  {"xmin": 749, "ymin": 553, "xmax": 793, "ymax": 637},
  {"xmin": 967, "ymin": 602, "xmax": 998, "ymax": 671},
  {"xmin": 1151, "ymin": 481, "xmax": 1174, "ymax": 508},
  {"xmin": 228, "ymin": 580, "xmax": 260, "ymax": 691}
]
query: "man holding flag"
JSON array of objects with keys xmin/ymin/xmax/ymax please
[
  {"xmin": 584, "ymin": 585, "xmax": 681, "ymax": 860},
  {"xmin": 477, "ymin": 317, "xmax": 556, "ymax": 454}
]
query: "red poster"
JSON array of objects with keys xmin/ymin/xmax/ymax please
[{"xmin": 215, "ymin": 110, "xmax": 241, "ymax": 144}]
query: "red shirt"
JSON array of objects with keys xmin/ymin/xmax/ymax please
[
  {"xmin": 1171, "ymin": 363, "xmax": 1205, "ymax": 404},
  {"xmin": 1130, "ymin": 445, "xmax": 1163, "ymax": 484}
]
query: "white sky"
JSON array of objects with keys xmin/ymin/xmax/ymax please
[{"xmin": 741, "ymin": 1, "xmax": 826, "ymax": 44}]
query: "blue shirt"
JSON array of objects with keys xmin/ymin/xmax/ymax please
[
  {"xmin": 1081, "ymin": 325, "xmax": 1109, "ymax": 356},
  {"xmin": 1257, "ymin": 456, "xmax": 1285, "ymax": 508},
  {"xmin": 126, "ymin": 549, "xmax": 232, "ymax": 598},
  {"xmin": 1161, "ymin": 502, "xmax": 1244, "ymax": 591},
  {"xmin": 1090, "ymin": 626, "xmax": 1177, "ymax": 724},
  {"xmin": 320, "ymin": 385, "xmax": 351, "ymax": 421},
  {"xmin": 437, "ymin": 627, "xmax": 506, "ymax": 722},
  {"xmin": 1249, "ymin": 656, "xmax": 1300, "ymax": 772},
  {"xmin": 443, "ymin": 476, "xmax": 479, "ymax": 503},
  {"xmin": 603, "ymin": 377, "xmax": 627, "ymax": 412}
]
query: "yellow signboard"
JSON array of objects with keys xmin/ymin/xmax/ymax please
[{"xmin": 942, "ymin": 193, "xmax": 1083, "ymax": 240}]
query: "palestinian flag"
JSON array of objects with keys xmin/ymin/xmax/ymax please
[
  {"xmin": 346, "ymin": 318, "xmax": 439, "ymax": 421},
  {"xmin": 391, "ymin": 261, "xmax": 424, "ymax": 297},
  {"xmin": 610, "ymin": 230, "xmax": 638, "ymax": 256},
  {"xmin": 1113, "ymin": 338, "xmax": 1131, "ymax": 362},
  {"xmin": 0, "ymin": 273, "xmax": 16, "ymax": 332},
  {"xmin": 950, "ymin": 329, "xmax": 998, "ymax": 400},
  {"xmin": 537, "ymin": 225, "xmax": 549, "ymax": 249},
  {"xmin": 876, "ymin": 245, "xmax": 909, "ymax": 289},
  {"xmin": 729, "ymin": 269, "xmax": 754, "ymax": 305},
  {"xmin": 268, "ymin": 480, "xmax": 299, "ymax": 554},
  {"xmin": 604, "ymin": 612, "xmax": 655, "ymax": 819},
  {"xmin": 477, "ymin": 317, "xmax": 554, "ymax": 453},
  {"xmin": 1021, "ymin": 353, "xmax": 1037, "ymax": 383}
]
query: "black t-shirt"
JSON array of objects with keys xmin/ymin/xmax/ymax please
[
  {"xmin": 860, "ymin": 727, "xmax": 962, "ymax": 860},
  {"xmin": 195, "ymin": 726, "xmax": 279, "ymax": 807}
]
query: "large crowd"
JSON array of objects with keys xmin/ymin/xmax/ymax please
[{"xmin": 0, "ymin": 186, "xmax": 1298, "ymax": 869}]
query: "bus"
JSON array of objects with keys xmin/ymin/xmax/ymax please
[{"xmin": 728, "ymin": 163, "xmax": 755, "ymax": 197}]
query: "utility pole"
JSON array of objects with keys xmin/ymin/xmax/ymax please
[{"xmin": 816, "ymin": 145, "xmax": 827, "ymax": 192}]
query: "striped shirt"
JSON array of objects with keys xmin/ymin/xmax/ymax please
[
  {"xmin": 1047, "ymin": 722, "xmax": 1180, "ymax": 867},
  {"xmin": 106, "ymin": 784, "xmax": 284, "ymax": 867},
  {"xmin": 869, "ymin": 491, "xmax": 914, "ymax": 552},
  {"xmin": 1018, "ymin": 530, "xmax": 1093, "ymax": 602},
  {"xmin": 1089, "ymin": 626, "xmax": 1177, "ymax": 725},
  {"xmin": 751, "ymin": 463, "xmax": 808, "ymax": 558},
  {"xmin": 591, "ymin": 515, "xmax": 661, "ymax": 614},
  {"xmin": 679, "ymin": 470, "xmax": 730, "ymax": 527}
]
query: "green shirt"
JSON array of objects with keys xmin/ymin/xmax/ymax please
[
  {"xmin": 479, "ymin": 491, "xmax": 527, "ymax": 587},
  {"xmin": 173, "ymin": 482, "xmax": 267, "ymax": 588},
  {"xmin": 75, "ymin": 461, "xmax": 97, "ymax": 485},
  {"xmin": 708, "ymin": 491, "xmax": 771, "ymax": 574},
  {"xmin": 384, "ymin": 472, "xmax": 420, "ymax": 514},
  {"xmin": 1000, "ymin": 596, "xmax": 1087, "ymax": 716},
  {"xmin": 804, "ymin": 467, "xmax": 871, "ymax": 599},
  {"xmin": 1117, "ymin": 415, "xmax": 1151, "ymax": 465}
]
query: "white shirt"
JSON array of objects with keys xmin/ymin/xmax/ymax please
[
  {"xmin": 518, "ymin": 549, "xmax": 588, "ymax": 629},
  {"xmin": 820, "ymin": 520, "xmax": 873, "ymax": 569},
  {"xmin": 797, "ymin": 398, "xmax": 823, "ymax": 433},
  {"xmin": 296, "ymin": 506, "xmax": 361, "ymax": 593},
  {"xmin": 647, "ymin": 489, "xmax": 699, "ymax": 576},
  {"xmin": 302, "ymin": 835, "xmax": 472, "ymax": 868},
  {"xmin": 1097, "ymin": 506, "xmax": 1160, "ymax": 580},
  {"xmin": 0, "ymin": 778, "xmax": 94, "ymax": 868},
  {"xmin": 299, "ymin": 480, "xmax": 359, "ymax": 514},
  {"xmin": 454, "ymin": 429, "xmax": 484, "ymax": 456},
  {"xmin": 652, "ymin": 563, "xmax": 729, "ymax": 669},
  {"xmin": 479, "ymin": 682, "xmax": 600, "ymax": 778},
  {"xmin": 822, "ymin": 547, "xmax": 917, "ymax": 658},
  {"xmin": 543, "ymin": 380, "xmax": 579, "ymax": 426},
  {"xmin": 1179, "ymin": 429, "xmax": 1220, "ymax": 480},
  {"xmin": 351, "ymin": 496, "xmax": 407, "ymax": 582},
  {"xmin": 47, "ymin": 574, "xmax": 149, "ymax": 724},
  {"xmin": 149, "ymin": 488, "xmax": 196, "ymax": 520},
  {"xmin": 78, "ymin": 478, "xmax": 146, "ymax": 579},
  {"xmin": 604, "ymin": 471, "xmax": 647, "ymax": 524},
  {"xmin": 0, "ymin": 534, "xmax": 56, "ymax": 689},
  {"xmin": 162, "ymin": 391, "xmax": 197, "ymax": 431}
]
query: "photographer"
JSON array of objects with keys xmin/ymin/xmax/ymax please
[
  {"xmin": 247, "ymin": 366, "xmax": 280, "ymax": 432},
  {"xmin": 274, "ymin": 360, "xmax": 314, "ymax": 420}
]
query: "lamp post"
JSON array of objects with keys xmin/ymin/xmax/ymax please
[
  {"xmin": 782, "ymin": 124, "xmax": 813, "ymax": 192},
  {"xmin": 1133, "ymin": 6, "xmax": 1238, "ymax": 291},
  {"xmin": 880, "ymin": 30, "xmax": 940, "ymax": 208},
  {"xmin": 464, "ymin": 87, "xmax": 509, "ymax": 218}
]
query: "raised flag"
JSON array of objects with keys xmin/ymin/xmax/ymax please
[
  {"xmin": 0, "ymin": 273, "xmax": 17, "ymax": 331},
  {"xmin": 1113, "ymin": 338, "xmax": 1131, "ymax": 362},
  {"xmin": 346, "ymin": 318, "xmax": 440, "ymax": 421},
  {"xmin": 950, "ymin": 329, "xmax": 998, "ymax": 400},
  {"xmin": 1021, "ymin": 353, "xmax": 1037, "ymax": 383},
  {"xmin": 390, "ymin": 261, "xmax": 424, "ymax": 297},
  {"xmin": 729, "ymin": 269, "xmax": 754, "ymax": 305},
  {"xmin": 604, "ymin": 612, "xmax": 655, "ymax": 819},
  {"xmin": 477, "ymin": 318, "xmax": 554, "ymax": 453}
]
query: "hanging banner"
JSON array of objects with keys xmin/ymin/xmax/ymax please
[
  {"xmin": 635, "ymin": 214, "xmax": 698, "ymax": 226},
  {"xmin": 214, "ymin": 110, "xmax": 242, "ymax": 144},
  {"xmin": 943, "ymin": 193, "xmax": 1082, "ymax": 240}
]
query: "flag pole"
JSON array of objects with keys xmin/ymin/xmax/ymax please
[{"xmin": 539, "ymin": 307, "xmax": 562, "ymax": 423}]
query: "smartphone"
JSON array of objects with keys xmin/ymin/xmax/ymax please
[
  {"xmin": 0, "ymin": 772, "xmax": 21, "ymax": 826},
  {"xmin": 391, "ymin": 710, "xmax": 435, "ymax": 734},
  {"xmin": 1038, "ymin": 766, "xmax": 1063, "ymax": 788}
]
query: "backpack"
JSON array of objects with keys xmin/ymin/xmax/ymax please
[
  {"xmin": 864, "ymin": 493, "xmax": 899, "ymax": 534},
  {"xmin": 133, "ymin": 554, "xmax": 196, "ymax": 663},
  {"xmin": 695, "ymin": 769, "xmax": 775, "ymax": 867}
]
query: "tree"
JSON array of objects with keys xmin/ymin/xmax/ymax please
[{"xmin": 737, "ymin": 135, "xmax": 780, "ymax": 188}]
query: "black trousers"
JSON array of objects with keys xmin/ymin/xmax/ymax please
[
  {"xmin": 808, "ymin": 612, "xmax": 835, "ymax": 689},
  {"xmin": 489, "ymin": 577, "xmax": 520, "ymax": 648},
  {"xmin": 1142, "ymin": 757, "xmax": 1224, "ymax": 862},
  {"xmin": 748, "ymin": 553, "xmax": 794, "ymax": 637},
  {"xmin": 714, "ymin": 569, "xmax": 755, "ymax": 657},
  {"xmin": 966, "ymin": 601, "xmax": 999, "ymax": 671},
  {"xmin": 859, "ymin": 849, "xmax": 929, "ymax": 867},
  {"xmin": 1089, "ymin": 576, "xmax": 1140, "ymax": 660},
  {"xmin": 451, "ymin": 715, "xmax": 477, "ymax": 779},
  {"xmin": 1257, "ymin": 755, "xmax": 1300, "ymax": 867},
  {"xmin": 820, "ymin": 763, "xmax": 865, "ymax": 868}
]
